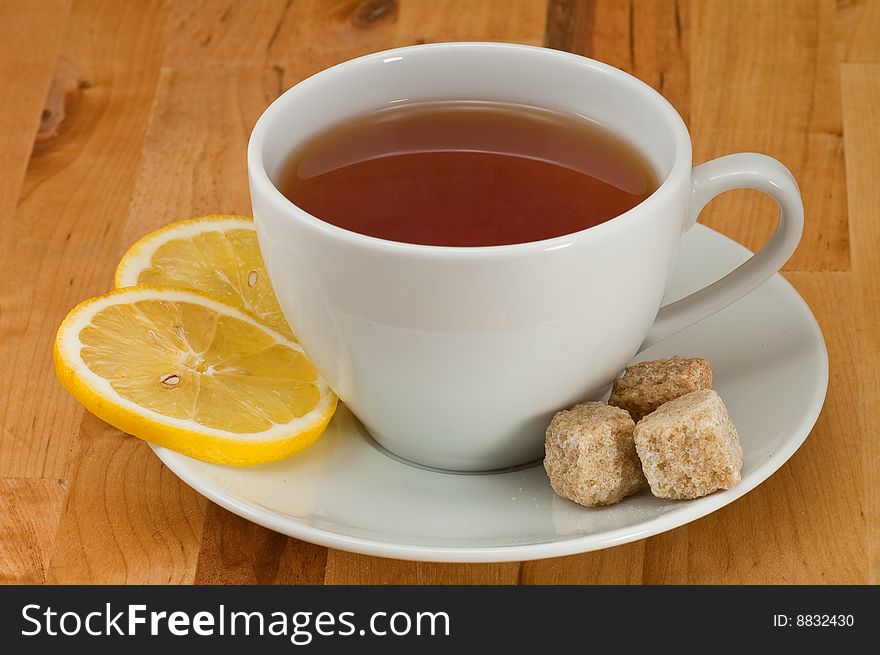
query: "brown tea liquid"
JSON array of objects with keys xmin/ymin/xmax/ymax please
[{"xmin": 277, "ymin": 101, "xmax": 658, "ymax": 247}]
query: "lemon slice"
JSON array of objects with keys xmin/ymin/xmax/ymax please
[
  {"xmin": 54, "ymin": 287, "xmax": 337, "ymax": 466},
  {"xmin": 115, "ymin": 215, "xmax": 293, "ymax": 339}
]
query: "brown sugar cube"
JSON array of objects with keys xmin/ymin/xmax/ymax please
[
  {"xmin": 633, "ymin": 389, "xmax": 742, "ymax": 500},
  {"xmin": 544, "ymin": 402, "xmax": 646, "ymax": 508},
  {"xmin": 609, "ymin": 355, "xmax": 713, "ymax": 422}
]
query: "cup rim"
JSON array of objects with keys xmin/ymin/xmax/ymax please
[{"xmin": 247, "ymin": 42, "xmax": 692, "ymax": 255}]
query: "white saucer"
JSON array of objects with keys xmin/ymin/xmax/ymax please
[{"xmin": 151, "ymin": 225, "xmax": 828, "ymax": 562}]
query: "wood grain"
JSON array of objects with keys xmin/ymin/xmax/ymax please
[
  {"xmin": 690, "ymin": 0, "xmax": 848, "ymax": 272},
  {"xmin": 0, "ymin": 0, "xmax": 170, "ymax": 480},
  {"xmin": 640, "ymin": 529, "xmax": 689, "ymax": 583},
  {"xmin": 47, "ymin": 414, "xmax": 205, "ymax": 583},
  {"xmin": 24, "ymin": 0, "xmax": 208, "ymax": 584},
  {"xmin": 546, "ymin": 0, "xmax": 690, "ymax": 121},
  {"xmin": 0, "ymin": 478, "xmax": 67, "ymax": 583},
  {"xmin": 837, "ymin": 0, "xmax": 880, "ymax": 62},
  {"xmin": 0, "ymin": 0, "xmax": 876, "ymax": 584},
  {"xmin": 118, "ymin": 66, "xmax": 277, "ymax": 249},
  {"xmin": 520, "ymin": 542, "xmax": 646, "ymax": 584},
  {"xmin": 841, "ymin": 63, "xmax": 880, "ymax": 583},
  {"xmin": 0, "ymin": 0, "xmax": 71, "ymax": 224},
  {"xmin": 323, "ymin": 553, "xmax": 520, "ymax": 584},
  {"xmin": 165, "ymin": 0, "xmax": 547, "ymax": 76},
  {"xmin": 194, "ymin": 503, "xmax": 328, "ymax": 584}
]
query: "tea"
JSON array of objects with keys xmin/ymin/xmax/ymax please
[{"xmin": 277, "ymin": 101, "xmax": 658, "ymax": 247}]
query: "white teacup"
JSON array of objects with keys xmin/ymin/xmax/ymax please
[{"xmin": 248, "ymin": 43, "xmax": 803, "ymax": 472}]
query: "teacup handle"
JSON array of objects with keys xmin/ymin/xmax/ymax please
[{"xmin": 640, "ymin": 153, "xmax": 804, "ymax": 351}]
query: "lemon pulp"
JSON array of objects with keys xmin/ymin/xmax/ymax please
[
  {"xmin": 55, "ymin": 287, "xmax": 337, "ymax": 465},
  {"xmin": 117, "ymin": 216, "xmax": 292, "ymax": 339}
]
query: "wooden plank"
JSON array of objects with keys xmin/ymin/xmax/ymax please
[
  {"xmin": 544, "ymin": 0, "xmax": 593, "ymax": 55},
  {"xmin": 545, "ymin": 0, "xmax": 690, "ymax": 121},
  {"xmin": 690, "ymin": 0, "xmax": 848, "ymax": 272},
  {"xmin": 164, "ymin": 0, "xmax": 547, "ymax": 76},
  {"xmin": 0, "ymin": 0, "xmax": 71, "ymax": 225},
  {"xmin": 0, "ymin": 1, "xmax": 72, "ymax": 585},
  {"xmin": 0, "ymin": 479, "xmax": 67, "ymax": 583},
  {"xmin": 323, "ymin": 552, "xmax": 520, "ymax": 584},
  {"xmin": 559, "ymin": 0, "xmax": 687, "ymax": 116},
  {"xmin": 390, "ymin": 0, "xmax": 546, "ymax": 42},
  {"xmin": 118, "ymin": 66, "xmax": 278, "ymax": 248},
  {"xmin": 0, "ymin": 0, "xmax": 170, "ymax": 479},
  {"xmin": 520, "ymin": 542, "xmax": 645, "ymax": 584},
  {"xmin": 841, "ymin": 63, "xmax": 880, "ymax": 583},
  {"xmin": 194, "ymin": 504, "xmax": 328, "ymax": 584},
  {"xmin": 641, "ymin": 529, "xmax": 689, "ymax": 583},
  {"xmin": 47, "ymin": 415, "xmax": 206, "ymax": 583},
  {"xmin": 837, "ymin": 0, "xmax": 880, "ymax": 62},
  {"xmin": 162, "ymin": 0, "xmax": 293, "ymax": 68},
  {"xmin": 26, "ymin": 0, "xmax": 213, "ymax": 584}
]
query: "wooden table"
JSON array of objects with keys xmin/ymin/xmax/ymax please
[{"xmin": 1, "ymin": 0, "xmax": 877, "ymax": 585}]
